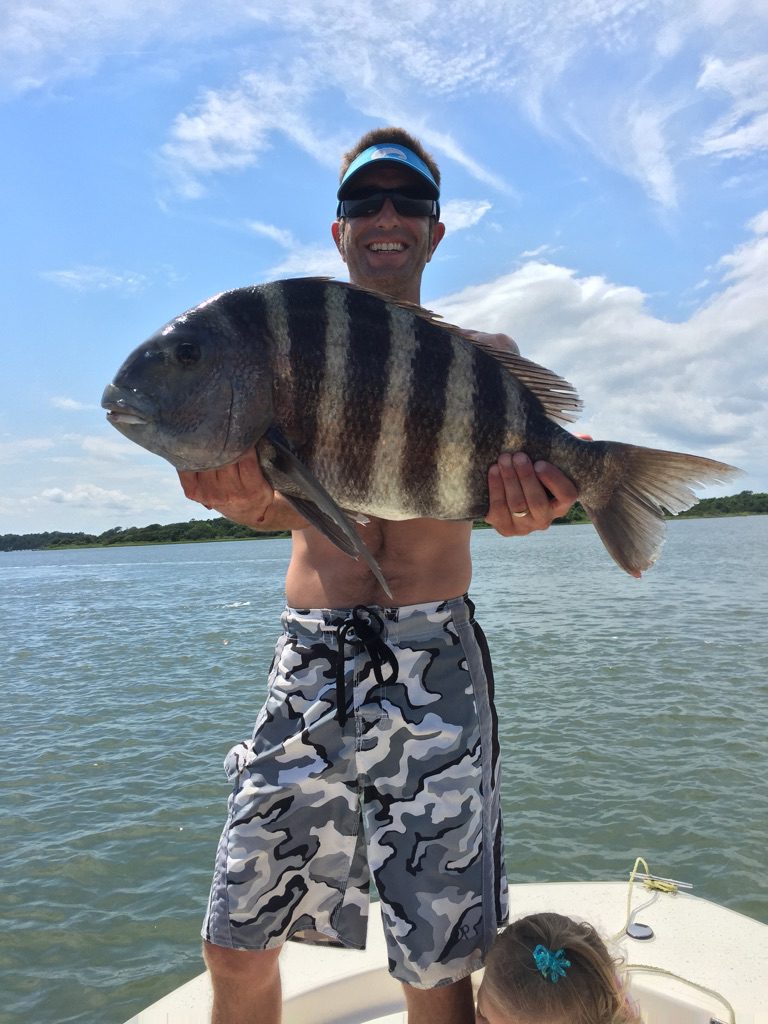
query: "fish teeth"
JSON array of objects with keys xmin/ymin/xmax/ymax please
[{"xmin": 369, "ymin": 242, "xmax": 404, "ymax": 252}]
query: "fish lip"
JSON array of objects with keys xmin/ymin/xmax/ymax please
[
  {"xmin": 101, "ymin": 384, "xmax": 152, "ymax": 425},
  {"xmin": 105, "ymin": 408, "xmax": 149, "ymax": 426}
]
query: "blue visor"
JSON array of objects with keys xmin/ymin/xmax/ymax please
[{"xmin": 337, "ymin": 144, "xmax": 439, "ymax": 200}]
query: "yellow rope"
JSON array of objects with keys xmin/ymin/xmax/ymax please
[
  {"xmin": 623, "ymin": 964, "xmax": 735, "ymax": 1024},
  {"xmin": 615, "ymin": 857, "xmax": 736, "ymax": 1024}
]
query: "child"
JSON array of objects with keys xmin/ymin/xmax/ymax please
[{"xmin": 476, "ymin": 912, "xmax": 641, "ymax": 1024}]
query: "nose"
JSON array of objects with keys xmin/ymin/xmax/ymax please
[{"xmin": 374, "ymin": 197, "xmax": 401, "ymax": 227}]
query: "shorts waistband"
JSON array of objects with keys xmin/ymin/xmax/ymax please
[{"xmin": 282, "ymin": 594, "xmax": 474, "ymax": 644}]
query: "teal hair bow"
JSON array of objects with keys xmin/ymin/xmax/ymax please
[{"xmin": 533, "ymin": 944, "xmax": 571, "ymax": 982}]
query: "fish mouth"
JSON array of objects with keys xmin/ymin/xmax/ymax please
[
  {"xmin": 105, "ymin": 408, "xmax": 149, "ymax": 426},
  {"xmin": 101, "ymin": 383, "xmax": 152, "ymax": 426}
]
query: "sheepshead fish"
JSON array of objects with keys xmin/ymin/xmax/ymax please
[{"xmin": 102, "ymin": 277, "xmax": 740, "ymax": 593}]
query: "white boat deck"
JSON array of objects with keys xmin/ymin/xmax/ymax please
[{"xmin": 124, "ymin": 880, "xmax": 768, "ymax": 1024}]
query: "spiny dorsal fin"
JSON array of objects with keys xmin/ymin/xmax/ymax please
[{"xmin": 455, "ymin": 331, "xmax": 583, "ymax": 425}]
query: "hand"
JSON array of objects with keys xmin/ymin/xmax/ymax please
[
  {"xmin": 485, "ymin": 452, "xmax": 578, "ymax": 536},
  {"xmin": 177, "ymin": 449, "xmax": 276, "ymax": 527}
]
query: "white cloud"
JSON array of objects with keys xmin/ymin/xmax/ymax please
[
  {"xmin": 51, "ymin": 396, "xmax": 98, "ymax": 411},
  {"xmin": 0, "ymin": 437, "xmax": 55, "ymax": 463},
  {"xmin": 40, "ymin": 482, "xmax": 134, "ymax": 507},
  {"xmin": 265, "ymin": 244, "xmax": 345, "ymax": 280},
  {"xmin": 0, "ymin": 1, "xmax": 254, "ymax": 96},
  {"xmin": 248, "ymin": 221, "xmax": 296, "ymax": 248},
  {"xmin": 626, "ymin": 105, "xmax": 679, "ymax": 210},
  {"xmin": 8, "ymin": 2, "xmax": 766, "ymax": 208},
  {"xmin": 441, "ymin": 200, "xmax": 492, "ymax": 232},
  {"xmin": 748, "ymin": 209, "xmax": 768, "ymax": 235},
  {"xmin": 41, "ymin": 265, "xmax": 147, "ymax": 292},
  {"xmin": 242, "ymin": 217, "xmax": 343, "ymax": 278},
  {"xmin": 434, "ymin": 213, "xmax": 768, "ymax": 472},
  {"xmin": 697, "ymin": 54, "xmax": 768, "ymax": 158}
]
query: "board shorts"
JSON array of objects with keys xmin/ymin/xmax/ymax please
[{"xmin": 202, "ymin": 594, "xmax": 508, "ymax": 989}]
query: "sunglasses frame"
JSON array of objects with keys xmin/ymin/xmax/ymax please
[{"xmin": 336, "ymin": 189, "xmax": 440, "ymax": 220}]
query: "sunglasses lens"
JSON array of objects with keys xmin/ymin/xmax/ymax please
[{"xmin": 339, "ymin": 191, "xmax": 436, "ymax": 218}]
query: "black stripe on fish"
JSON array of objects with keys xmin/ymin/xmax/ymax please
[
  {"xmin": 402, "ymin": 314, "xmax": 451, "ymax": 509},
  {"xmin": 211, "ymin": 285, "xmax": 270, "ymax": 349},
  {"xmin": 281, "ymin": 279, "xmax": 330, "ymax": 455},
  {"xmin": 471, "ymin": 343, "xmax": 514, "ymax": 497},
  {"xmin": 338, "ymin": 284, "xmax": 392, "ymax": 500}
]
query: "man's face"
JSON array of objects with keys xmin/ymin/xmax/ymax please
[{"xmin": 332, "ymin": 164, "xmax": 445, "ymax": 303}]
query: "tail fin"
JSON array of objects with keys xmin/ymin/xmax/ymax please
[{"xmin": 581, "ymin": 443, "xmax": 742, "ymax": 577}]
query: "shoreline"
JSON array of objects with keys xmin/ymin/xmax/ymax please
[{"xmin": 3, "ymin": 509, "xmax": 765, "ymax": 553}]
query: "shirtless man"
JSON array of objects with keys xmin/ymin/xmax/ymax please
[{"xmin": 179, "ymin": 128, "xmax": 578, "ymax": 1024}]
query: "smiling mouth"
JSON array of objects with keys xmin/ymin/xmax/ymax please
[{"xmin": 368, "ymin": 242, "xmax": 406, "ymax": 252}]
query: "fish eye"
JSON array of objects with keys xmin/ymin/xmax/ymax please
[{"xmin": 175, "ymin": 341, "xmax": 201, "ymax": 366}]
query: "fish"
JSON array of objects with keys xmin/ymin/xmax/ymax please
[{"xmin": 102, "ymin": 277, "xmax": 741, "ymax": 594}]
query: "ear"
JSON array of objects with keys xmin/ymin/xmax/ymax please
[
  {"xmin": 426, "ymin": 220, "xmax": 446, "ymax": 263},
  {"xmin": 332, "ymin": 221, "xmax": 346, "ymax": 261}
]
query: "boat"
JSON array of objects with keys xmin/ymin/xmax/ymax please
[{"xmin": 123, "ymin": 863, "xmax": 767, "ymax": 1024}]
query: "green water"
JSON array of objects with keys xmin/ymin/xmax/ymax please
[{"xmin": 1, "ymin": 517, "xmax": 766, "ymax": 1023}]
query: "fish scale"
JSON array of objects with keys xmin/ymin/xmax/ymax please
[{"xmin": 102, "ymin": 277, "xmax": 742, "ymax": 592}]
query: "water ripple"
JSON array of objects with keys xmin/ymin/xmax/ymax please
[{"xmin": 1, "ymin": 523, "xmax": 766, "ymax": 1023}]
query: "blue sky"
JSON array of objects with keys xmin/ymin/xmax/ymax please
[{"xmin": 1, "ymin": 0, "xmax": 767, "ymax": 535}]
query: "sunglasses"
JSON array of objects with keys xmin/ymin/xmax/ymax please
[{"xmin": 337, "ymin": 188, "xmax": 440, "ymax": 220}]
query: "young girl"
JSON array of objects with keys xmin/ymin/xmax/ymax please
[{"xmin": 476, "ymin": 912, "xmax": 641, "ymax": 1024}]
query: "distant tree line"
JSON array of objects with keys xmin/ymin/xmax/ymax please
[
  {"xmin": 0, "ymin": 518, "xmax": 289, "ymax": 552},
  {"xmin": 1, "ymin": 491, "xmax": 765, "ymax": 552},
  {"xmin": 475, "ymin": 489, "xmax": 767, "ymax": 529}
]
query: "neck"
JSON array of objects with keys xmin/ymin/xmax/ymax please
[{"xmin": 350, "ymin": 274, "xmax": 422, "ymax": 305}]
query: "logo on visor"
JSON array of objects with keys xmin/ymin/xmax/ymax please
[{"xmin": 370, "ymin": 146, "xmax": 408, "ymax": 162}]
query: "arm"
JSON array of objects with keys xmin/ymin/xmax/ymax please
[
  {"xmin": 465, "ymin": 330, "xmax": 580, "ymax": 536},
  {"xmin": 177, "ymin": 449, "xmax": 309, "ymax": 532}
]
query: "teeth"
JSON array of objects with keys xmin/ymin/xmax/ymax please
[{"xmin": 369, "ymin": 242, "xmax": 405, "ymax": 252}]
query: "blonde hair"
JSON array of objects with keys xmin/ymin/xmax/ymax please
[{"xmin": 482, "ymin": 913, "xmax": 641, "ymax": 1024}]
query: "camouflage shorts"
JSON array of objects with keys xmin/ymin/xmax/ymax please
[{"xmin": 202, "ymin": 594, "xmax": 508, "ymax": 988}]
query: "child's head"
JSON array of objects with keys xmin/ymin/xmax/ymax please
[{"xmin": 476, "ymin": 912, "xmax": 640, "ymax": 1024}]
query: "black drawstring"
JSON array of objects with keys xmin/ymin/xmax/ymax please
[{"xmin": 335, "ymin": 605, "xmax": 398, "ymax": 726}]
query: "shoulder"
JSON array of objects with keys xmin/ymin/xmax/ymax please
[{"xmin": 462, "ymin": 330, "xmax": 521, "ymax": 356}]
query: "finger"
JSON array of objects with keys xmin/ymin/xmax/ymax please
[
  {"xmin": 486, "ymin": 457, "xmax": 531, "ymax": 536},
  {"xmin": 498, "ymin": 452, "xmax": 528, "ymax": 509},
  {"xmin": 510, "ymin": 453, "xmax": 553, "ymax": 521},
  {"xmin": 177, "ymin": 470, "xmax": 203, "ymax": 502},
  {"xmin": 532, "ymin": 462, "xmax": 578, "ymax": 517},
  {"xmin": 233, "ymin": 448, "xmax": 269, "ymax": 489}
]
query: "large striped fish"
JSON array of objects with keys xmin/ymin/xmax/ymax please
[{"xmin": 102, "ymin": 277, "xmax": 740, "ymax": 593}]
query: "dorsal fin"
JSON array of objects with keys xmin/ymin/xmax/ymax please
[{"xmin": 457, "ymin": 331, "xmax": 583, "ymax": 425}]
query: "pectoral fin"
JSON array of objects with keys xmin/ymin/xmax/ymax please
[{"xmin": 258, "ymin": 427, "xmax": 393, "ymax": 599}]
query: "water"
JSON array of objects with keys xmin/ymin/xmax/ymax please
[{"xmin": 1, "ymin": 518, "xmax": 766, "ymax": 1024}]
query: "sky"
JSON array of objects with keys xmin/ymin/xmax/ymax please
[{"xmin": 1, "ymin": 0, "xmax": 767, "ymax": 536}]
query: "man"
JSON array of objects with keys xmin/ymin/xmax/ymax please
[{"xmin": 179, "ymin": 128, "xmax": 578, "ymax": 1024}]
